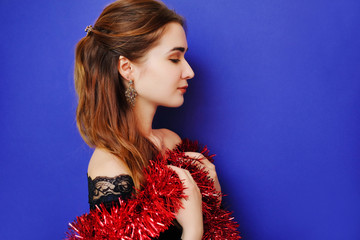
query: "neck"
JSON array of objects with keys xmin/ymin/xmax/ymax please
[
  {"xmin": 133, "ymin": 98, "xmax": 157, "ymax": 138},
  {"xmin": 133, "ymin": 99, "xmax": 166, "ymax": 153}
]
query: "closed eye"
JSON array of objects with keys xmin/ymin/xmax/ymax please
[{"xmin": 170, "ymin": 59, "xmax": 180, "ymax": 63}]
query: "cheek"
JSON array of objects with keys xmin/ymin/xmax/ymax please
[
  {"xmin": 135, "ymin": 60, "xmax": 181, "ymax": 96},
  {"xmin": 136, "ymin": 69, "xmax": 164, "ymax": 95}
]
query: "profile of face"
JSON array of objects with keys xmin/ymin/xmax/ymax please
[{"xmin": 119, "ymin": 22, "xmax": 195, "ymax": 108}]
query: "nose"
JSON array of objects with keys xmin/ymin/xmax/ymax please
[{"xmin": 182, "ymin": 59, "xmax": 195, "ymax": 80}]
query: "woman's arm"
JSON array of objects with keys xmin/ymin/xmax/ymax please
[
  {"xmin": 87, "ymin": 148, "xmax": 135, "ymax": 211},
  {"xmin": 88, "ymin": 147, "xmax": 132, "ymax": 179},
  {"xmin": 168, "ymin": 165, "xmax": 204, "ymax": 240}
]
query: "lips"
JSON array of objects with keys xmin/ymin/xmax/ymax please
[{"xmin": 178, "ymin": 86, "xmax": 188, "ymax": 94}]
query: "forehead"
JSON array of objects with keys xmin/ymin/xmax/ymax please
[{"xmin": 149, "ymin": 22, "xmax": 188, "ymax": 55}]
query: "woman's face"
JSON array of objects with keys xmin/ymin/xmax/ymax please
[{"xmin": 132, "ymin": 22, "xmax": 195, "ymax": 108}]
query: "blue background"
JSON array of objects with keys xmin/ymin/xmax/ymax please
[{"xmin": 1, "ymin": 0, "xmax": 359, "ymax": 239}]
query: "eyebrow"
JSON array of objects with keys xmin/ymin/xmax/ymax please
[{"xmin": 168, "ymin": 47, "xmax": 188, "ymax": 53}]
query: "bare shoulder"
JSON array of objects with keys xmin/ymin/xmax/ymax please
[
  {"xmin": 158, "ymin": 128, "xmax": 182, "ymax": 150},
  {"xmin": 87, "ymin": 147, "xmax": 131, "ymax": 179}
]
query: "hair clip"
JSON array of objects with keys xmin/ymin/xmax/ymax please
[{"xmin": 85, "ymin": 25, "xmax": 93, "ymax": 36}]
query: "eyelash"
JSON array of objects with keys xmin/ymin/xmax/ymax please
[{"xmin": 170, "ymin": 59, "xmax": 180, "ymax": 63}]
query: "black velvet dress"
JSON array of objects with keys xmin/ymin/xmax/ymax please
[{"xmin": 88, "ymin": 174, "xmax": 182, "ymax": 239}]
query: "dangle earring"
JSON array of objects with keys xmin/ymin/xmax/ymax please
[{"xmin": 125, "ymin": 79, "xmax": 137, "ymax": 106}]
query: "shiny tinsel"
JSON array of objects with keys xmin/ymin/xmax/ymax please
[{"xmin": 66, "ymin": 139, "xmax": 241, "ymax": 239}]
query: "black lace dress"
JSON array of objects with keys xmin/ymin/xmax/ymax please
[{"xmin": 88, "ymin": 174, "xmax": 183, "ymax": 239}]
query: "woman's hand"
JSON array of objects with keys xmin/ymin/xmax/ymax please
[
  {"xmin": 184, "ymin": 152, "xmax": 222, "ymax": 201},
  {"xmin": 167, "ymin": 165, "xmax": 203, "ymax": 240}
]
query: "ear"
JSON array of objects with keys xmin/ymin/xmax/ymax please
[{"xmin": 118, "ymin": 56, "xmax": 133, "ymax": 81}]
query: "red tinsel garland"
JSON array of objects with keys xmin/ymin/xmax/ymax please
[{"xmin": 66, "ymin": 139, "xmax": 241, "ymax": 239}]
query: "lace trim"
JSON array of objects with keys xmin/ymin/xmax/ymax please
[{"xmin": 88, "ymin": 174, "xmax": 135, "ymax": 209}]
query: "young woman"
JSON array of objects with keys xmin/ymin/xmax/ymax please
[{"xmin": 67, "ymin": 0, "xmax": 239, "ymax": 239}]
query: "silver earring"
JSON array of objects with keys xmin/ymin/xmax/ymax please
[{"xmin": 125, "ymin": 80, "xmax": 137, "ymax": 106}]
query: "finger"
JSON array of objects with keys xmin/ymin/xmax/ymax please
[
  {"xmin": 183, "ymin": 152, "xmax": 208, "ymax": 170},
  {"xmin": 191, "ymin": 159, "xmax": 208, "ymax": 173},
  {"xmin": 169, "ymin": 165, "xmax": 200, "ymax": 187},
  {"xmin": 184, "ymin": 152, "xmax": 214, "ymax": 172},
  {"xmin": 167, "ymin": 165, "xmax": 187, "ymax": 179},
  {"xmin": 168, "ymin": 166, "xmax": 193, "ymax": 185},
  {"xmin": 183, "ymin": 152, "xmax": 205, "ymax": 161},
  {"xmin": 198, "ymin": 158, "xmax": 215, "ymax": 170}
]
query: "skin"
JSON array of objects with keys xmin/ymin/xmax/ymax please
[
  {"xmin": 89, "ymin": 22, "xmax": 221, "ymax": 240},
  {"xmin": 118, "ymin": 22, "xmax": 194, "ymax": 138}
]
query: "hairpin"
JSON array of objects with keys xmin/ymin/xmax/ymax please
[{"xmin": 85, "ymin": 25, "xmax": 93, "ymax": 36}]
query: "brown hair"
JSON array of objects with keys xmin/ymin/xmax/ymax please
[{"xmin": 74, "ymin": 0, "xmax": 184, "ymax": 188}]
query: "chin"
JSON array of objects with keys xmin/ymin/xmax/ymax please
[{"xmin": 162, "ymin": 97, "xmax": 184, "ymax": 108}]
